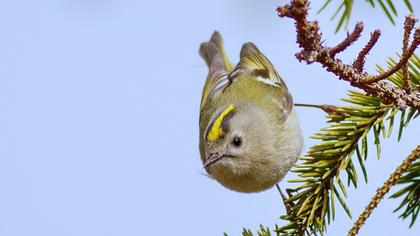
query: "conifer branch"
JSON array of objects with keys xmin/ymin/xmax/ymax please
[
  {"xmin": 390, "ymin": 157, "xmax": 420, "ymax": 228},
  {"xmin": 348, "ymin": 146, "xmax": 420, "ymax": 236},
  {"xmin": 235, "ymin": 2, "xmax": 420, "ymax": 235},
  {"xmin": 274, "ymin": 53, "xmax": 419, "ymax": 235},
  {"xmin": 277, "ymin": 1, "xmax": 420, "ymax": 110}
]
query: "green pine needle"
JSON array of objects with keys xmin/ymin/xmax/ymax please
[{"xmin": 318, "ymin": 0, "xmax": 413, "ymax": 31}]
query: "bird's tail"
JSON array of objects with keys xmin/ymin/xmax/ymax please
[{"xmin": 199, "ymin": 31, "xmax": 233, "ymax": 73}]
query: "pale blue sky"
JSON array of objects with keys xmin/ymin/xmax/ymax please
[{"xmin": 0, "ymin": 0, "xmax": 419, "ymax": 235}]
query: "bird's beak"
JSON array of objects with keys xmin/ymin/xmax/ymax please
[{"xmin": 203, "ymin": 153, "xmax": 226, "ymax": 169}]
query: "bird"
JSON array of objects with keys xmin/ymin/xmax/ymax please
[{"xmin": 198, "ymin": 31, "xmax": 303, "ymax": 193}]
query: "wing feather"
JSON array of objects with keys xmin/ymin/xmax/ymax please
[{"xmin": 236, "ymin": 42, "xmax": 286, "ymax": 88}]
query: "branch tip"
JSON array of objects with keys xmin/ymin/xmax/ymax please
[
  {"xmin": 330, "ymin": 22, "xmax": 364, "ymax": 56},
  {"xmin": 353, "ymin": 30, "xmax": 381, "ymax": 72},
  {"xmin": 402, "ymin": 16, "xmax": 416, "ymax": 92}
]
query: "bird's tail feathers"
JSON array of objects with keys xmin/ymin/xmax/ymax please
[
  {"xmin": 199, "ymin": 31, "xmax": 233, "ymax": 73},
  {"xmin": 209, "ymin": 32, "xmax": 233, "ymax": 72}
]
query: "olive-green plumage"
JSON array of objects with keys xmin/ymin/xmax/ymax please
[{"xmin": 199, "ymin": 32, "xmax": 303, "ymax": 193}]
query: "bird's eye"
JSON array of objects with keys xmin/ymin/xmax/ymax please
[{"xmin": 231, "ymin": 136, "xmax": 242, "ymax": 147}]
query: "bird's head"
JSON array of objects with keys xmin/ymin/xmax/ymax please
[{"xmin": 203, "ymin": 103, "xmax": 284, "ymax": 193}]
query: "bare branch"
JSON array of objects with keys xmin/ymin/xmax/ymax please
[
  {"xmin": 330, "ymin": 22, "xmax": 364, "ymax": 57},
  {"xmin": 362, "ymin": 24, "xmax": 419, "ymax": 84},
  {"xmin": 278, "ymin": 1, "xmax": 322, "ymax": 63},
  {"xmin": 403, "ymin": 15, "xmax": 417, "ymax": 92},
  {"xmin": 295, "ymin": 103, "xmax": 353, "ymax": 118},
  {"xmin": 353, "ymin": 30, "xmax": 381, "ymax": 72}
]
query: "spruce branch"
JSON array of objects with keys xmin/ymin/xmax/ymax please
[
  {"xmin": 274, "ymin": 54, "xmax": 420, "ymax": 236},
  {"xmin": 389, "ymin": 157, "xmax": 420, "ymax": 228},
  {"xmin": 277, "ymin": 1, "xmax": 420, "ymax": 110},
  {"xmin": 276, "ymin": 91, "xmax": 392, "ymax": 235},
  {"xmin": 239, "ymin": 53, "xmax": 419, "ymax": 236},
  {"xmin": 348, "ymin": 146, "xmax": 420, "ymax": 236},
  {"xmin": 235, "ymin": 2, "xmax": 420, "ymax": 235}
]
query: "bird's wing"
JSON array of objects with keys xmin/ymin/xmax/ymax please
[
  {"xmin": 234, "ymin": 42, "xmax": 293, "ymax": 115},
  {"xmin": 234, "ymin": 42, "xmax": 286, "ymax": 88}
]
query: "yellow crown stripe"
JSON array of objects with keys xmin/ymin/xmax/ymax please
[{"xmin": 207, "ymin": 105, "xmax": 235, "ymax": 141}]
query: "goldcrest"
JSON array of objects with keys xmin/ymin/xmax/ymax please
[{"xmin": 198, "ymin": 32, "xmax": 303, "ymax": 193}]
